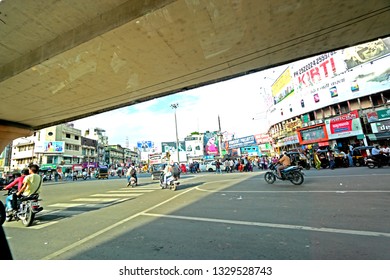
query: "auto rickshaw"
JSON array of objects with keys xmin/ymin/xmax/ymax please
[{"xmin": 96, "ymin": 166, "xmax": 109, "ymax": 179}]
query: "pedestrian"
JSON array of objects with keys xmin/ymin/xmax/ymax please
[
  {"xmin": 224, "ymin": 160, "xmax": 230, "ymax": 173},
  {"xmin": 215, "ymin": 159, "xmax": 222, "ymax": 174},
  {"xmin": 328, "ymin": 150, "xmax": 335, "ymax": 170},
  {"xmin": 314, "ymin": 151, "xmax": 321, "ymax": 170},
  {"xmin": 347, "ymin": 150, "xmax": 354, "ymax": 167},
  {"xmin": 229, "ymin": 159, "xmax": 234, "ymax": 173},
  {"xmin": 54, "ymin": 170, "xmax": 59, "ymax": 182}
]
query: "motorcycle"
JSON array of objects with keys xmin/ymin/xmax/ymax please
[
  {"xmin": 366, "ymin": 154, "xmax": 390, "ymax": 169},
  {"xmin": 159, "ymin": 172, "xmax": 180, "ymax": 191},
  {"xmin": 264, "ymin": 163, "xmax": 304, "ymax": 185},
  {"xmin": 3, "ymin": 189, "xmax": 43, "ymax": 227},
  {"xmin": 126, "ymin": 176, "xmax": 137, "ymax": 187}
]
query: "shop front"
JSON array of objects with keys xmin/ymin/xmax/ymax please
[
  {"xmin": 296, "ymin": 124, "xmax": 329, "ymax": 151},
  {"xmin": 325, "ymin": 110, "xmax": 366, "ymax": 152},
  {"xmin": 366, "ymin": 109, "xmax": 390, "ymax": 145}
]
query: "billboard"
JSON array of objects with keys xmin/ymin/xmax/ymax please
[
  {"xmin": 35, "ymin": 141, "xmax": 64, "ymax": 153},
  {"xmin": 325, "ymin": 110, "xmax": 363, "ymax": 140},
  {"xmin": 266, "ymin": 37, "xmax": 390, "ymax": 127},
  {"xmin": 227, "ymin": 135, "xmax": 256, "ymax": 149},
  {"xmin": 161, "ymin": 141, "xmax": 185, "ymax": 153},
  {"xmin": 203, "ymin": 132, "xmax": 219, "ymax": 156},
  {"xmin": 137, "ymin": 141, "xmax": 154, "ymax": 152}
]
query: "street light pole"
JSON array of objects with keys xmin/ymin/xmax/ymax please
[{"xmin": 170, "ymin": 103, "xmax": 180, "ymax": 163}]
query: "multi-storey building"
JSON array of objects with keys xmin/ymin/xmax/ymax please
[
  {"xmin": 104, "ymin": 144, "xmax": 125, "ymax": 167},
  {"xmin": 84, "ymin": 127, "xmax": 108, "ymax": 164},
  {"xmin": 265, "ymin": 38, "xmax": 390, "ymax": 154}
]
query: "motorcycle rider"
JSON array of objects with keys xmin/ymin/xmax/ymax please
[
  {"xmin": 371, "ymin": 145, "xmax": 386, "ymax": 167},
  {"xmin": 3, "ymin": 169, "xmax": 29, "ymax": 212},
  {"xmin": 162, "ymin": 162, "xmax": 174, "ymax": 187},
  {"xmin": 277, "ymin": 152, "xmax": 291, "ymax": 179},
  {"xmin": 16, "ymin": 164, "xmax": 42, "ymax": 198},
  {"xmin": 126, "ymin": 163, "xmax": 137, "ymax": 186}
]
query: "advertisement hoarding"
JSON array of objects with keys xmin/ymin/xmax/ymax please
[
  {"xmin": 325, "ymin": 110, "xmax": 363, "ymax": 140},
  {"xmin": 266, "ymin": 38, "xmax": 390, "ymax": 127},
  {"xmin": 35, "ymin": 141, "xmax": 64, "ymax": 153}
]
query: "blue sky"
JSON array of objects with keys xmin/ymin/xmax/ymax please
[{"xmin": 73, "ymin": 67, "xmax": 283, "ymax": 148}]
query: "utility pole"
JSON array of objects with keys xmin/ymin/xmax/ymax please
[
  {"xmin": 170, "ymin": 103, "xmax": 180, "ymax": 163},
  {"xmin": 218, "ymin": 115, "xmax": 222, "ymax": 157}
]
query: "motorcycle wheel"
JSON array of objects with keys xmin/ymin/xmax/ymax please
[
  {"xmin": 264, "ymin": 172, "xmax": 275, "ymax": 184},
  {"xmin": 0, "ymin": 201, "xmax": 5, "ymax": 225},
  {"xmin": 290, "ymin": 171, "xmax": 304, "ymax": 185},
  {"xmin": 367, "ymin": 162, "xmax": 375, "ymax": 169},
  {"xmin": 21, "ymin": 206, "xmax": 35, "ymax": 227},
  {"xmin": 305, "ymin": 165, "xmax": 311, "ymax": 170}
]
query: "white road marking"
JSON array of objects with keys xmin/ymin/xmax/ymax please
[
  {"xmin": 142, "ymin": 213, "xmax": 390, "ymax": 238},
  {"xmin": 72, "ymin": 198, "xmax": 118, "ymax": 202},
  {"xmin": 113, "ymin": 189, "xmax": 155, "ymax": 192},
  {"xmin": 90, "ymin": 193, "xmax": 142, "ymax": 197},
  {"xmin": 196, "ymin": 188, "xmax": 390, "ymax": 194},
  {"xmin": 48, "ymin": 203, "xmax": 85, "ymax": 208},
  {"xmin": 41, "ymin": 187, "xmax": 195, "ymax": 260}
]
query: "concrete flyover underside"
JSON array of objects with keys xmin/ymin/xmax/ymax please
[{"xmin": 0, "ymin": 0, "xmax": 390, "ymax": 150}]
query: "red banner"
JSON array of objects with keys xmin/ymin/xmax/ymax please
[{"xmin": 329, "ymin": 110, "xmax": 358, "ymax": 134}]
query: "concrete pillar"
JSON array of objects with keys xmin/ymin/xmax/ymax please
[{"xmin": 0, "ymin": 124, "xmax": 33, "ymax": 152}]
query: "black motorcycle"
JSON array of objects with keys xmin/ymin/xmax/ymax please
[
  {"xmin": 366, "ymin": 154, "xmax": 390, "ymax": 169},
  {"xmin": 3, "ymin": 189, "xmax": 43, "ymax": 227},
  {"xmin": 264, "ymin": 163, "xmax": 304, "ymax": 185}
]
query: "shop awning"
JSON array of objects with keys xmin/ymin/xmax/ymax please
[
  {"xmin": 367, "ymin": 132, "xmax": 390, "ymax": 141},
  {"xmin": 39, "ymin": 164, "xmax": 57, "ymax": 171}
]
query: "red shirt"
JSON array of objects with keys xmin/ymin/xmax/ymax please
[{"xmin": 4, "ymin": 176, "xmax": 25, "ymax": 191}]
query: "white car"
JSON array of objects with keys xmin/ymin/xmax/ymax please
[{"xmin": 205, "ymin": 161, "xmax": 226, "ymax": 172}]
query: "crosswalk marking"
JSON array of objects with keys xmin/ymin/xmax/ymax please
[
  {"xmin": 72, "ymin": 198, "xmax": 119, "ymax": 202},
  {"xmin": 90, "ymin": 193, "xmax": 143, "ymax": 197},
  {"xmin": 48, "ymin": 203, "xmax": 85, "ymax": 208},
  {"xmin": 111, "ymin": 189, "xmax": 155, "ymax": 192},
  {"xmin": 4, "ymin": 186, "xmax": 156, "ymax": 230}
]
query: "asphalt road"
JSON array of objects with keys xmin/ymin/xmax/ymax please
[{"xmin": 2, "ymin": 167, "xmax": 390, "ymax": 260}]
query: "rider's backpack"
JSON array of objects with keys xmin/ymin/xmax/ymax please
[
  {"xmin": 130, "ymin": 167, "xmax": 136, "ymax": 176},
  {"xmin": 172, "ymin": 164, "xmax": 181, "ymax": 177}
]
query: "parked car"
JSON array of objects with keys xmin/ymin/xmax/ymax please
[{"xmin": 205, "ymin": 161, "xmax": 226, "ymax": 172}]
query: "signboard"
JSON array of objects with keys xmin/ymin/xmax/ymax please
[
  {"xmin": 325, "ymin": 110, "xmax": 364, "ymax": 139},
  {"xmin": 254, "ymin": 133, "xmax": 272, "ymax": 144},
  {"xmin": 227, "ymin": 135, "xmax": 256, "ymax": 149},
  {"xmin": 371, "ymin": 119, "xmax": 390, "ymax": 133},
  {"xmin": 161, "ymin": 141, "xmax": 185, "ymax": 153},
  {"xmin": 204, "ymin": 132, "xmax": 219, "ymax": 156},
  {"xmin": 35, "ymin": 141, "xmax": 64, "ymax": 153},
  {"xmin": 266, "ymin": 37, "xmax": 390, "ymax": 127},
  {"xmin": 137, "ymin": 141, "xmax": 154, "ymax": 152},
  {"xmin": 297, "ymin": 125, "xmax": 328, "ymax": 145},
  {"xmin": 148, "ymin": 153, "xmax": 163, "ymax": 165},
  {"xmin": 366, "ymin": 108, "xmax": 390, "ymax": 123}
]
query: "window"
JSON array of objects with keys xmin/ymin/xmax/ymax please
[
  {"xmin": 75, "ymin": 136, "xmax": 79, "ymax": 140},
  {"xmin": 66, "ymin": 133, "xmax": 71, "ymax": 138}
]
